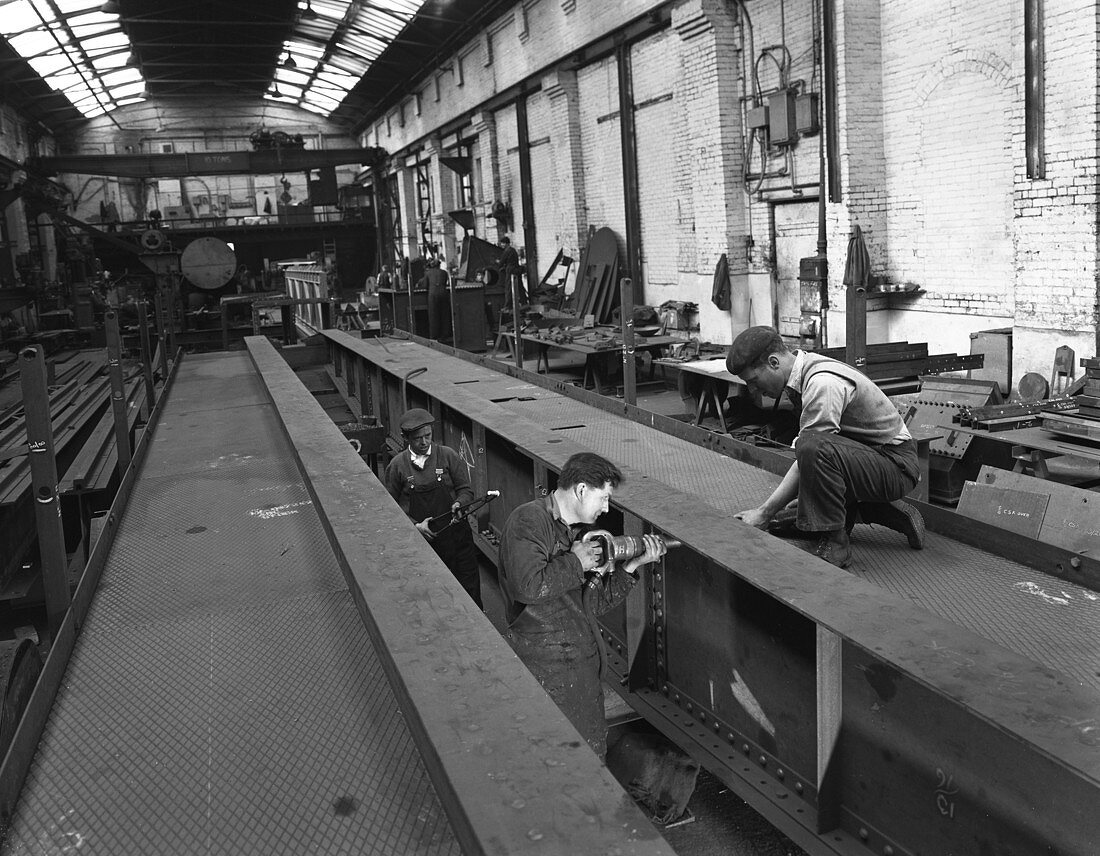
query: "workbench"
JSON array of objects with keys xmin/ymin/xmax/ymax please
[
  {"xmin": 497, "ymin": 330, "xmax": 678, "ymax": 395},
  {"xmin": 653, "ymin": 356, "xmax": 746, "ymax": 432},
  {"xmin": 940, "ymin": 422, "xmax": 1100, "ymax": 482}
]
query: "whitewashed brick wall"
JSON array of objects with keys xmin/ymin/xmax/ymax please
[
  {"xmin": 577, "ymin": 56, "xmax": 628, "ymax": 260},
  {"xmin": 632, "ymin": 30, "xmax": 679, "ymax": 301}
]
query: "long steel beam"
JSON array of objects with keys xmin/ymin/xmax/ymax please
[
  {"xmin": 244, "ymin": 335, "xmax": 677, "ymax": 856},
  {"xmin": 379, "ymin": 328, "xmax": 1100, "ymax": 594},
  {"xmin": 321, "ymin": 329, "xmax": 1100, "ymax": 856},
  {"xmin": 28, "ymin": 147, "xmax": 387, "ymax": 179}
]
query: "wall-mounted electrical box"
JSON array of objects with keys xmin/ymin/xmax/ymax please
[
  {"xmin": 768, "ymin": 90, "xmax": 797, "ymax": 146},
  {"xmin": 798, "ymin": 254, "xmax": 827, "ymax": 283},
  {"xmin": 795, "ymin": 93, "xmax": 820, "ymax": 135},
  {"xmin": 746, "ymin": 104, "xmax": 770, "ymax": 130}
]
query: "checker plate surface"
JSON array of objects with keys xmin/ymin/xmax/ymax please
[
  {"xmin": 4, "ymin": 353, "xmax": 459, "ymax": 856},
  {"xmin": 498, "ymin": 390, "xmax": 1100, "ymax": 691}
]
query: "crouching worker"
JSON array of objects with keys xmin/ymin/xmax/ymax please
[
  {"xmin": 727, "ymin": 326, "xmax": 925, "ymax": 569},
  {"xmin": 385, "ymin": 408, "xmax": 482, "ymax": 608},
  {"xmin": 498, "ymin": 452, "xmax": 664, "ymax": 758}
]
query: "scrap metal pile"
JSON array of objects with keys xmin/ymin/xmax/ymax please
[{"xmin": 0, "ymin": 352, "xmax": 145, "ymax": 597}]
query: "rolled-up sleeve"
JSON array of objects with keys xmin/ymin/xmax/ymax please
[{"xmin": 499, "ymin": 504, "xmax": 583, "ymax": 604}]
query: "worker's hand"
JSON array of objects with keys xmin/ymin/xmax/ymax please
[
  {"xmin": 571, "ymin": 538, "xmax": 602, "ymax": 572},
  {"xmin": 624, "ymin": 534, "xmax": 665, "ymax": 575},
  {"xmin": 735, "ymin": 507, "xmax": 771, "ymax": 529},
  {"xmin": 415, "ymin": 518, "xmax": 435, "ymax": 540},
  {"xmin": 451, "ymin": 500, "xmax": 461, "ymax": 512}
]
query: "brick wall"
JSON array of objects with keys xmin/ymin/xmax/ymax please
[
  {"xmin": 878, "ymin": 1, "xmax": 1015, "ymax": 318},
  {"xmin": 577, "ymin": 56, "xmax": 627, "ymax": 261},
  {"xmin": 632, "ymin": 30, "xmax": 678, "ymax": 301}
]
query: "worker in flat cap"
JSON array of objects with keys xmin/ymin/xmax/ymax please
[
  {"xmin": 384, "ymin": 408, "xmax": 482, "ymax": 607},
  {"xmin": 727, "ymin": 326, "xmax": 924, "ymax": 569}
]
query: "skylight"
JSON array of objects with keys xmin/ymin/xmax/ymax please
[
  {"xmin": 270, "ymin": 0, "xmax": 426, "ymax": 116},
  {"xmin": 3, "ymin": 0, "xmax": 147, "ymax": 118}
]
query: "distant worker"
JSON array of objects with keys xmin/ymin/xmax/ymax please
[
  {"xmin": 497, "ymin": 236, "xmax": 526, "ymax": 308},
  {"xmin": 384, "ymin": 408, "xmax": 482, "ymax": 608},
  {"xmin": 376, "ymin": 265, "xmax": 393, "ymax": 291},
  {"xmin": 728, "ymin": 326, "xmax": 925, "ymax": 569},
  {"xmin": 498, "ymin": 452, "xmax": 664, "ymax": 758},
  {"xmin": 419, "ymin": 258, "xmax": 452, "ymax": 343}
]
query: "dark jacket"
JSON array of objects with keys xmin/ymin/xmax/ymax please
[{"xmin": 498, "ymin": 495, "xmax": 636, "ymax": 647}]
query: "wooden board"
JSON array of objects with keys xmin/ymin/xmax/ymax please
[
  {"xmin": 956, "ymin": 480, "xmax": 1049, "ymax": 541},
  {"xmin": 967, "ymin": 466, "xmax": 1100, "ymax": 555}
]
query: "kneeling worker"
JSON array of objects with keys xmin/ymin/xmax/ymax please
[
  {"xmin": 385, "ymin": 408, "xmax": 482, "ymax": 607},
  {"xmin": 498, "ymin": 452, "xmax": 664, "ymax": 759},
  {"xmin": 727, "ymin": 326, "xmax": 924, "ymax": 568}
]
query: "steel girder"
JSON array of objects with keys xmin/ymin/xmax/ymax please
[{"xmin": 320, "ymin": 328, "xmax": 1100, "ymax": 856}]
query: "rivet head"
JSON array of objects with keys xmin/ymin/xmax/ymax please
[
  {"xmin": 776, "ymin": 768, "xmax": 785, "ymax": 779},
  {"xmin": 795, "ymin": 782, "xmax": 803, "ymax": 794},
  {"xmin": 883, "ymin": 847, "xmax": 894, "ymax": 856},
  {"xmin": 742, "ymin": 744, "xmax": 750, "ymax": 755},
  {"xmin": 759, "ymin": 755, "xmax": 767, "ymax": 766},
  {"xmin": 859, "ymin": 828, "xmax": 869, "ymax": 841}
]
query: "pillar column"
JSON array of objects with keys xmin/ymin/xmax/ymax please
[
  {"xmin": 471, "ymin": 110, "xmax": 502, "ymax": 239},
  {"xmin": 543, "ymin": 69, "xmax": 587, "ymax": 265},
  {"xmin": 424, "ymin": 135, "xmax": 459, "ymax": 263},
  {"xmin": 672, "ymin": 0, "xmax": 745, "ymax": 274}
]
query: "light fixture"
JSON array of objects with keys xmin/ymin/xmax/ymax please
[
  {"xmin": 100, "ymin": 0, "xmax": 120, "ymax": 13},
  {"xmin": 283, "ymin": 54, "xmax": 297, "ymax": 69},
  {"xmin": 301, "ymin": 0, "xmax": 318, "ymax": 20},
  {"xmin": 271, "ymin": 83, "xmax": 282, "ymax": 97}
]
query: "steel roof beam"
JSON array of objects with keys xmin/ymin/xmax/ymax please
[{"xmin": 31, "ymin": 147, "xmax": 387, "ymax": 178}]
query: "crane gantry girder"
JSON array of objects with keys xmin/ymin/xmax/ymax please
[{"xmin": 27, "ymin": 147, "xmax": 388, "ymax": 179}]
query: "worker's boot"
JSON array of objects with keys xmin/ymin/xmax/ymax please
[
  {"xmin": 767, "ymin": 506, "xmax": 817, "ymax": 540},
  {"xmin": 812, "ymin": 528, "xmax": 852, "ymax": 569},
  {"xmin": 858, "ymin": 500, "xmax": 925, "ymax": 550}
]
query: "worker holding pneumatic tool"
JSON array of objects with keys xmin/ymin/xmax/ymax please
[
  {"xmin": 498, "ymin": 452, "xmax": 673, "ymax": 759},
  {"xmin": 385, "ymin": 408, "xmax": 485, "ymax": 608}
]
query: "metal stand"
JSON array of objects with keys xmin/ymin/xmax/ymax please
[
  {"xmin": 104, "ymin": 312, "xmax": 132, "ymax": 474},
  {"xmin": 19, "ymin": 346, "xmax": 70, "ymax": 642}
]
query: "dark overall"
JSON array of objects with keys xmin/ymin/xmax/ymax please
[{"xmin": 407, "ymin": 476, "xmax": 481, "ymax": 608}]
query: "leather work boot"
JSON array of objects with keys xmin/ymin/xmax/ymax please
[
  {"xmin": 813, "ymin": 529, "xmax": 852, "ymax": 569},
  {"xmin": 859, "ymin": 500, "xmax": 925, "ymax": 550},
  {"xmin": 767, "ymin": 507, "xmax": 817, "ymax": 540}
]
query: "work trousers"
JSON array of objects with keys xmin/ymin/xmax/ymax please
[
  {"xmin": 432, "ymin": 526, "xmax": 482, "ymax": 609},
  {"xmin": 505, "ymin": 629, "xmax": 606, "ymax": 758},
  {"xmin": 427, "ymin": 288, "xmax": 452, "ymax": 342},
  {"xmin": 795, "ymin": 433, "xmax": 919, "ymax": 532}
]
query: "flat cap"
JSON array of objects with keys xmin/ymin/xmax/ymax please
[
  {"xmin": 726, "ymin": 326, "xmax": 784, "ymax": 376},
  {"xmin": 398, "ymin": 408, "xmax": 434, "ymax": 433}
]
